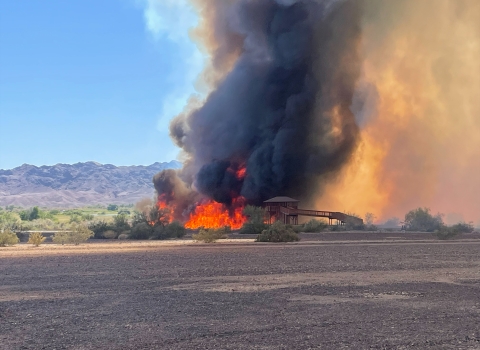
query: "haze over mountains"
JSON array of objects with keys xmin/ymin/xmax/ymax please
[{"xmin": 0, "ymin": 161, "xmax": 181, "ymax": 208}]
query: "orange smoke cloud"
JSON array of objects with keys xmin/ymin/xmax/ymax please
[{"xmin": 318, "ymin": 0, "xmax": 480, "ymax": 224}]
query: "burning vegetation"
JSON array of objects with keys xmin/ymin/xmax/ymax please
[
  {"xmin": 153, "ymin": 0, "xmax": 362, "ymax": 228},
  {"xmin": 153, "ymin": 0, "xmax": 480, "ymax": 228}
]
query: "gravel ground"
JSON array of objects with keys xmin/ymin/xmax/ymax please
[{"xmin": 1, "ymin": 234, "xmax": 480, "ymax": 349}]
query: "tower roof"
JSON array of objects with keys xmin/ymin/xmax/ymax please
[{"xmin": 263, "ymin": 196, "xmax": 299, "ymax": 203}]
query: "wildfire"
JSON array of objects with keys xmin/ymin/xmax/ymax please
[
  {"xmin": 185, "ymin": 197, "xmax": 247, "ymax": 230},
  {"xmin": 157, "ymin": 194, "xmax": 174, "ymax": 224}
]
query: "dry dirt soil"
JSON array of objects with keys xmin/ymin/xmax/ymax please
[{"xmin": 1, "ymin": 233, "xmax": 480, "ymax": 349}]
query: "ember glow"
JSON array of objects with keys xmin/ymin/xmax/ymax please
[
  {"xmin": 185, "ymin": 197, "xmax": 247, "ymax": 230},
  {"xmin": 235, "ymin": 167, "xmax": 247, "ymax": 181}
]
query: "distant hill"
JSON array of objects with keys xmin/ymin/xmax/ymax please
[{"xmin": 0, "ymin": 161, "xmax": 182, "ymax": 208}]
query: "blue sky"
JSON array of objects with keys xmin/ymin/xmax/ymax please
[{"xmin": 0, "ymin": 0, "xmax": 202, "ymax": 169}]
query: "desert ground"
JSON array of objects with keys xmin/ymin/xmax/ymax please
[{"xmin": 1, "ymin": 232, "xmax": 480, "ymax": 349}]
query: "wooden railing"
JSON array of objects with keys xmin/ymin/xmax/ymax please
[{"xmin": 276, "ymin": 206, "xmax": 363, "ymax": 225}]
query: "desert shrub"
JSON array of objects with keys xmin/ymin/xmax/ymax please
[
  {"xmin": 404, "ymin": 208, "xmax": 444, "ymax": 232},
  {"xmin": 434, "ymin": 226, "xmax": 459, "ymax": 240},
  {"xmin": 113, "ymin": 214, "xmax": 131, "ymax": 233},
  {"xmin": 239, "ymin": 222, "xmax": 268, "ymax": 234},
  {"xmin": 451, "ymin": 222, "xmax": 474, "ymax": 234},
  {"xmin": 302, "ymin": 219, "xmax": 328, "ymax": 233},
  {"xmin": 129, "ymin": 222, "xmax": 153, "ymax": 240},
  {"xmin": 88, "ymin": 221, "xmax": 114, "ymax": 239},
  {"xmin": 434, "ymin": 222, "xmax": 474, "ymax": 240},
  {"xmin": 118, "ymin": 233, "xmax": 129, "ymax": 240},
  {"xmin": 103, "ymin": 230, "xmax": 118, "ymax": 239},
  {"xmin": 68, "ymin": 225, "xmax": 94, "ymax": 245},
  {"xmin": 28, "ymin": 232, "xmax": 46, "ymax": 246},
  {"xmin": 240, "ymin": 206, "xmax": 268, "ymax": 234},
  {"xmin": 0, "ymin": 229, "xmax": 19, "ymax": 246},
  {"xmin": 291, "ymin": 225, "xmax": 303, "ymax": 233},
  {"xmin": 150, "ymin": 224, "xmax": 167, "ymax": 240},
  {"xmin": 256, "ymin": 221, "xmax": 300, "ymax": 243},
  {"xmin": 52, "ymin": 226, "xmax": 93, "ymax": 245},
  {"xmin": 192, "ymin": 227, "xmax": 228, "ymax": 243},
  {"xmin": 52, "ymin": 231, "xmax": 70, "ymax": 245},
  {"xmin": 164, "ymin": 221, "xmax": 186, "ymax": 239}
]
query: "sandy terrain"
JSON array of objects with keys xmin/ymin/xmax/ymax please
[{"xmin": 1, "ymin": 233, "xmax": 480, "ymax": 349}]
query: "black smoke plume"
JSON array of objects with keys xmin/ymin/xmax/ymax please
[{"xmin": 154, "ymin": 0, "xmax": 363, "ymax": 219}]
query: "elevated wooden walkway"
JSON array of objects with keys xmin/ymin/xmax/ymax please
[
  {"xmin": 265, "ymin": 206, "xmax": 363, "ymax": 226},
  {"xmin": 263, "ymin": 197, "xmax": 363, "ymax": 226}
]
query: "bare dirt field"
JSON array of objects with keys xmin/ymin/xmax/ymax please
[{"xmin": 1, "ymin": 233, "xmax": 480, "ymax": 349}]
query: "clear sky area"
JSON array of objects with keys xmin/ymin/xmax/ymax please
[{"xmin": 0, "ymin": 0, "xmax": 201, "ymax": 169}]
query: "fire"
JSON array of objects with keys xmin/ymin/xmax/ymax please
[
  {"xmin": 157, "ymin": 194, "xmax": 174, "ymax": 224},
  {"xmin": 235, "ymin": 167, "xmax": 247, "ymax": 180},
  {"xmin": 185, "ymin": 197, "xmax": 247, "ymax": 230}
]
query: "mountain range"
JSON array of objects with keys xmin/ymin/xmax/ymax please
[{"xmin": 0, "ymin": 161, "xmax": 181, "ymax": 208}]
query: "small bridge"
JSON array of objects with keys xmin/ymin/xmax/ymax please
[{"xmin": 264, "ymin": 196, "xmax": 363, "ymax": 226}]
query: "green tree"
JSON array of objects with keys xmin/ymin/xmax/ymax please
[
  {"xmin": 239, "ymin": 205, "xmax": 268, "ymax": 234},
  {"xmin": 0, "ymin": 212, "xmax": 22, "ymax": 231},
  {"xmin": 404, "ymin": 208, "xmax": 443, "ymax": 232},
  {"xmin": 107, "ymin": 204, "xmax": 118, "ymax": 211},
  {"xmin": 30, "ymin": 206, "xmax": 40, "ymax": 221}
]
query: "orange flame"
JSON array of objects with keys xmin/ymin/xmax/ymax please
[
  {"xmin": 235, "ymin": 166, "xmax": 247, "ymax": 180},
  {"xmin": 185, "ymin": 197, "xmax": 247, "ymax": 230},
  {"xmin": 157, "ymin": 194, "xmax": 174, "ymax": 224}
]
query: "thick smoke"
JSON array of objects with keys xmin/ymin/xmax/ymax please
[
  {"xmin": 317, "ymin": 0, "xmax": 480, "ymax": 223},
  {"xmin": 154, "ymin": 0, "xmax": 363, "ymax": 218}
]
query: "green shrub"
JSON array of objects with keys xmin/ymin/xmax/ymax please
[
  {"xmin": 28, "ymin": 232, "xmax": 46, "ymax": 247},
  {"xmin": 129, "ymin": 222, "xmax": 153, "ymax": 240},
  {"xmin": 52, "ymin": 226, "xmax": 93, "ymax": 245},
  {"xmin": 434, "ymin": 226, "xmax": 459, "ymax": 240},
  {"xmin": 52, "ymin": 231, "xmax": 69, "ymax": 245},
  {"xmin": 68, "ymin": 225, "xmax": 94, "ymax": 245},
  {"xmin": 88, "ymin": 221, "xmax": 113, "ymax": 239},
  {"xmin": 164, "ymin": 221, "xmax": 186, "ymax": 239},
  {"xmin": 192, "ymin": 227, "xmax": 228, "ymax": 243},
  {"xmin": 256, "ymin": 221, "xmax": 300, "ymax": 243},
  {"xmin": 0, "ymin": 230, "xmax": 19, "ymax": 246},
  {"xmin": 113, "ymin": 214, "xmax": 131, "ymax": 233},
  {"xmin": 451, "ymin": 222, "xmax": 474, "ymax": 234},
  {"xmin": 302, "ymin": 219, "xmax": 328, "ymax": 233}
]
